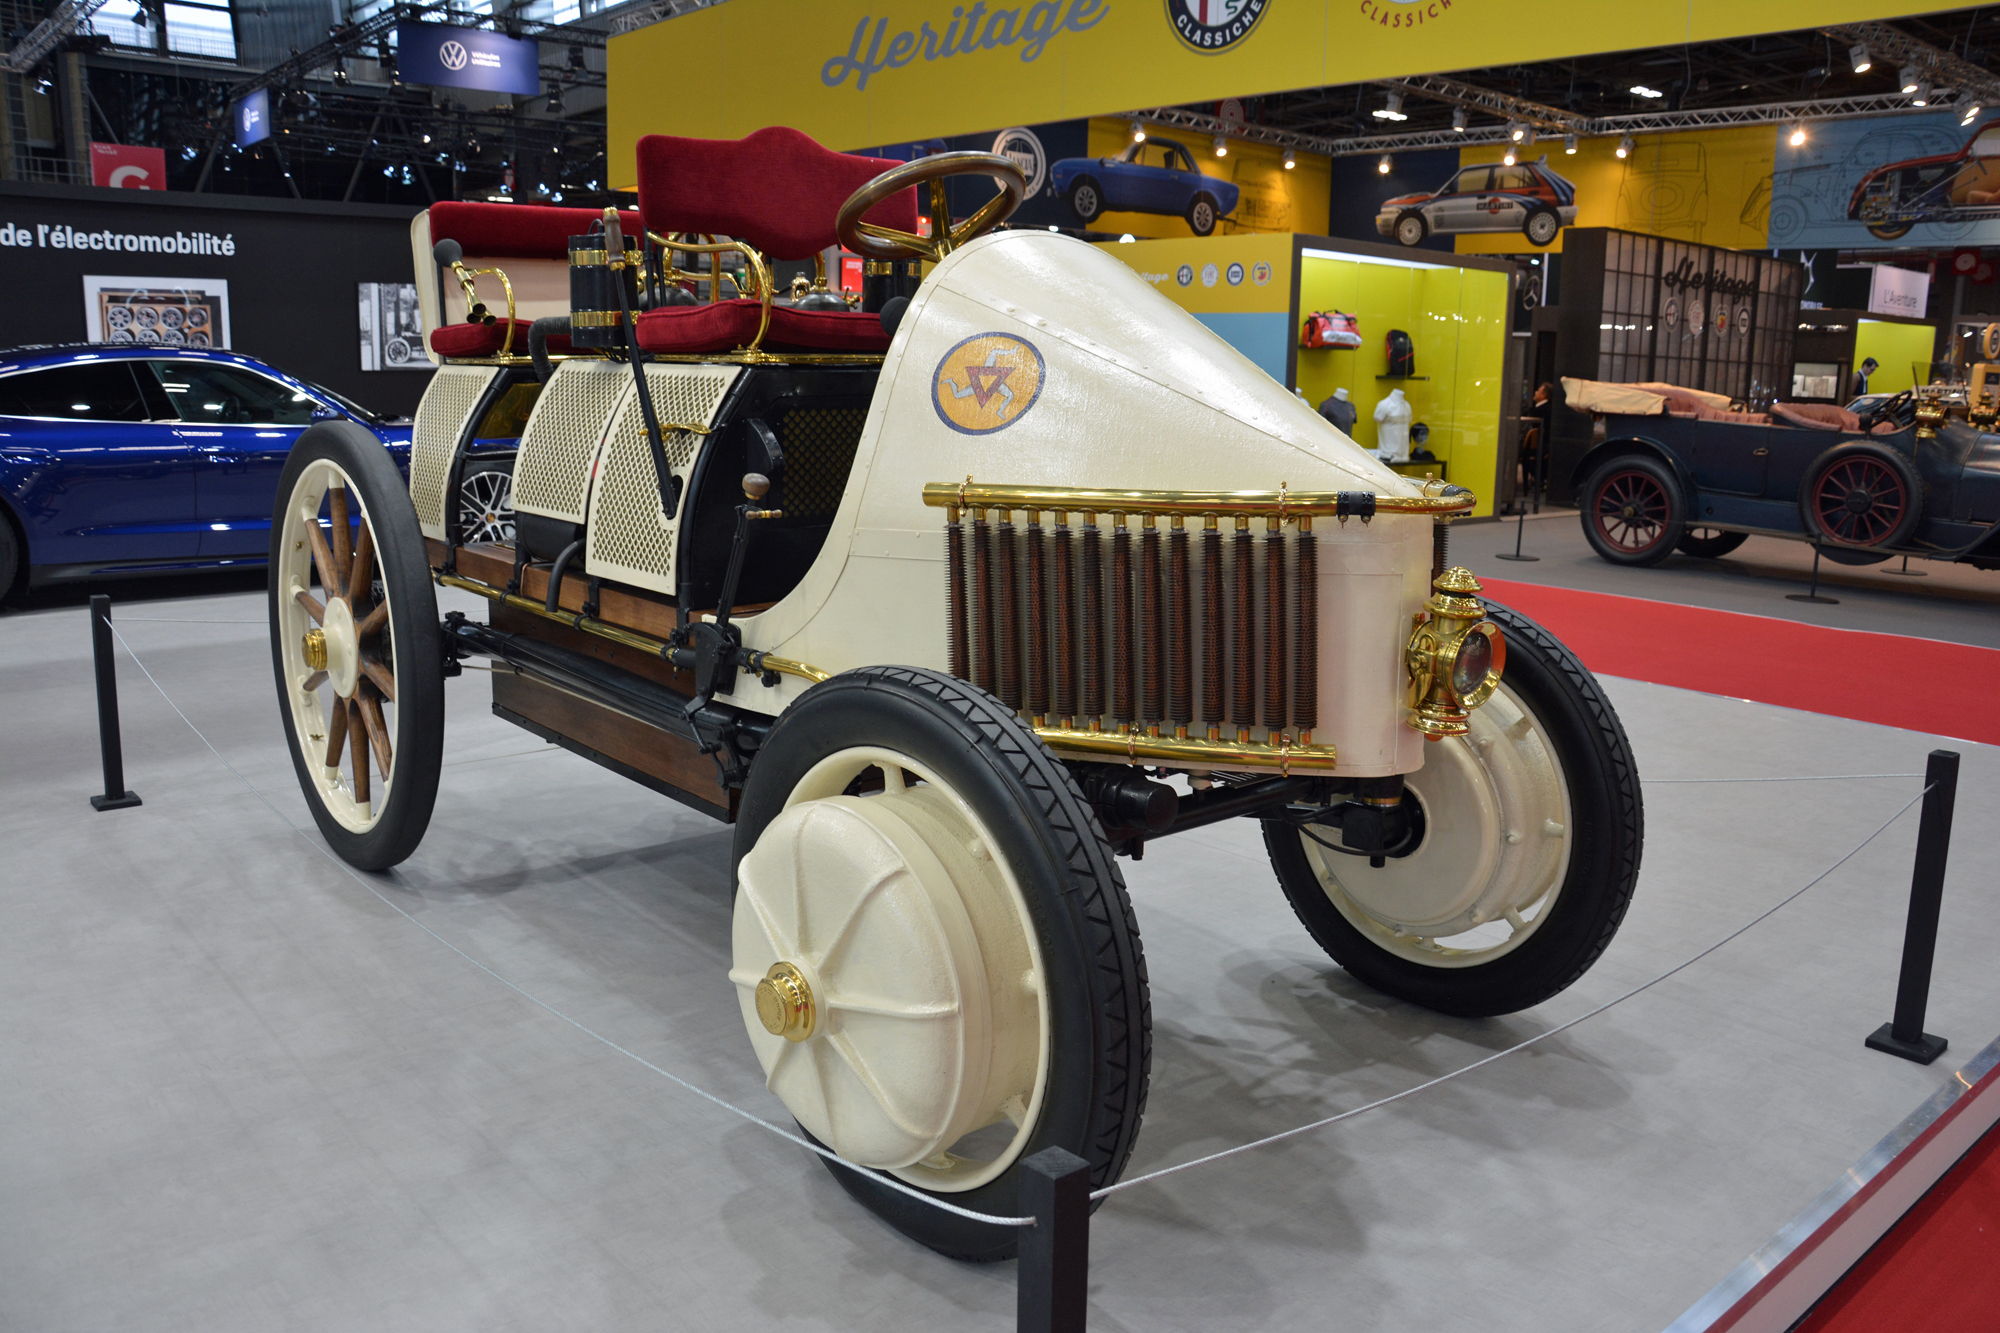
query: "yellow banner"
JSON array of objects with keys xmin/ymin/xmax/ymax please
[{"xmin": 608, "ymin": 0, "xmax": 1946, "ymax": 188}]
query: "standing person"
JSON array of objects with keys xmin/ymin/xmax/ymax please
[{"xmin": 1521, "ymin": 381, "xmax": 1555, "ymax": 508}]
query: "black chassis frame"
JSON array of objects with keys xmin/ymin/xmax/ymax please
[{"xmin": 1571, "ymin": 411, "xmax": 2000, "ymax": 568}]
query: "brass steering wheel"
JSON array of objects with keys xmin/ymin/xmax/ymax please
[{"xmin": 835, "ymin": 151, "xmax": 1028, "ymax": 264}]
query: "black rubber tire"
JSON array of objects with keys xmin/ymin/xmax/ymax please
[
  {"xmin": 732, "ymin": 666, "xmax": 1150, "ymax": 1262},
  {"xmin": 1394, "ymin": 210, "xmax": 1429, "ymax": 247},
  {"xmin": 456, "ymin": 455, "xmax": 516, "ymax": 546},
  {"xmin": 1799, "ymin": 442, "xmax": 1923, "ymax": 551},
  {"xmin": 1067, "ymin": 177, "xmax": 1103, "ymax": 224},
  {"xmin": 1579, "ymin": 454, "xmax": 1686, "ymax": 566},
  {"xmin": 1263, "ymin": 602, "xmax": 1643, "ymax": 1017},
  {"xmin": 1523, "ymin": 207, "xmax": 1562, "ymax": 246},
  {"xmin": 1676, "ymin": 526, "xmax": 1748, "ymax": 559},
  {"xmin": 268, "ymin": 421, "xmax": 444, "ymax": 871},
  {"xmin": 1186, "ymin": 193, "xmax": 1219, "ymax": 237},
  {"xmin": 0, "ymin": 501, "xmax": 22, "ymax": 603}
]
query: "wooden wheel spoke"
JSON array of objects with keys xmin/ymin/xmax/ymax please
[
  {"xmin": 305, "ymin": 518, "xmax": 343, "ymax": 599},
  {"xmin": 301, "ymin": 670, "xmax": 327, "ymax": 693},
  {"xmin": 324, "ymin": 696, "xmax": 349, "ymax": 768},
  {"xmin": 350, "ymin": 518, "xmax": 376, "ymax": 618},
  {"xmin": 349, "ymin": 700, "xmax": 371, "ymax": 805},
  {"xmin": 359, "ymin": 655, "xmax": 397, "ymax": 703},
  {"xmin": 329, "ymin": 484, "xmax": 353, "ymax": 577},
  {"xmin": 358, "ymin": 694, "xmax": 392, "ymax": 779},
  {"xmin": 294, "ymin": 587, "xmax": 325, "ymax": 623},
  {"xmin": 356, "ymin": 601, "xmax": 388, "ymax": 640}
]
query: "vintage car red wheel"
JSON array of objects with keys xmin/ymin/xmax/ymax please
[
  {"xmin": 1580, "ymin": 455, "xmax": 1684, "ymax": 566},
  {"xmin": 1800, "ymin": 443, "xmax": 1922, "ymax": 551}
]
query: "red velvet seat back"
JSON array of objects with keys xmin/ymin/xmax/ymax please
[
  {"xmin": 635, "ymin": 127, "xmax": 919, "ymax": 262},
  {"xmin": 428, "ymin": 201, "xmax": 644, "ymax": 259}
]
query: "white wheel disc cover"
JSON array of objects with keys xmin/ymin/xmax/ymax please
[
  {"xmin": 1303, "ymin": 682, "xmax": 1573, "ymax": 966},
  {"xmin": 731, "ymin": 748, "xmax": 1049, "ymax": 1191}
]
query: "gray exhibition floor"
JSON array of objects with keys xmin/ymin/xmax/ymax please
[{"xmin": 4, "ymin": 582, "xmax": 1998, "ymax": 1332}]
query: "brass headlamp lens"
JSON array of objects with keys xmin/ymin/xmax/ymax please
[{"xmin": 1449, "ymin": 623, "xmax": 1505, "ymax": 707}]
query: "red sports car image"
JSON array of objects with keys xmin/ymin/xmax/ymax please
[
  {"xmin": 1848, "ymin": 119, "xmax": 2000, "ymax": 240},
  {"xmin": 1376, "ymin": 157, "xmax": 1579, "ymax": 247}
]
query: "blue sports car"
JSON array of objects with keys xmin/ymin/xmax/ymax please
[
  {"xmin": 1051, "ymin": 138, "xmax": 1241, "ymax": 236},
  {"xmin": 0, "ymin": 344, "xmax": 511, "ymax": 598}
]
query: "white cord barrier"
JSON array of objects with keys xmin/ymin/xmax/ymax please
[{"xmin": 101, "ymin": 619, "xmax": 1936, "ymax": 1226}]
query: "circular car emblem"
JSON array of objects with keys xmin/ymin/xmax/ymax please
[
  {"xmin": 990, "ymin": 126, "xmax": 1048, "ymax": 199},
  {"xmin": 1735, "ymin": 305, "xmax": 1753, "ymax": 332},
  {"xmin": 1662, "ymin": 297, "xmax": 1680, "ymax": 329},
  {"xmin": 1176, "ymin": 263, "xmax": 1194, "ymax": 287},
  {"xmin": 439, "ymin": 40, "xmax": 469, "ymax": 71},
  {"xmin": 1686, "ymin": 298, "xmax": 1705, "ymax": 335},
  {"xmin": 1226, "ymin": 261, "xmax": 1244, "ymax": 286},
  {"xmin": 1168, "ymin": 0, "xmax": 1269, "ymax": 53},
  {"xmin": 1252, "ymin": 261, "xmax": 1272, "ymax": 285},
  {"xmin": 932, "ymin": 333, "xmax": 1046, "ymax": 436},
  {"xmin": 1201, "ymin": 263, "xmax": 1219, "ymax": 287},
  {"xmin": 1714, "ymin": 310, "xmax": 1729, "ymax": 332}
]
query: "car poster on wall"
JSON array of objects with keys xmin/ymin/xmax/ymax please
[
  {"xmin": 1768, "ymin": 110, "xmax": 2000, "ymax": 249},
  {"xmin": 358, "ymin": 282, "xmax": 426, "ymax": 370},
  {"xmin": 82, "ymin": 275, "xmax": 229, "ymax": 347}
]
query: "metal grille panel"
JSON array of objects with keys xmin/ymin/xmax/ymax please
[
  {"xmin": 584, "ymin": 364, "xmax": 739, "ymax": 596},
  {"xmin": 512, "ymin": 360, "xmax": 630, "ymax": 524},
  {"xmin": 409, "ymin": 365, "xmax": 498, "ymax": 541},
  {"xmin": 776, "ymin": 407, "xmax": 867, "ymax": 519}
]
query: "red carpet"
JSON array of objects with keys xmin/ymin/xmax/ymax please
[
  {"xmin": 1479, "ymin": 579, "xmax": 2000, "ymax": 747},
  {"xmin": 1797, "ymin": 1121, "xmax": 2000, "ymax": 1332}
]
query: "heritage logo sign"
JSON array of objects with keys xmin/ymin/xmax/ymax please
[
  {"xmin": 1168, "ymin": 0, "xmax": 1269, "ymax": 52},
  {"xmin": 932, "ymin": 332, "xmax": 1046, "ymax": 434},
  {"xmin": 822, "ymin": 0, "xmax": 1107, "ymax": 92},
  {"xmin": 1356, "ymin": 0, "xmax": 1457, "ymax": 30}
]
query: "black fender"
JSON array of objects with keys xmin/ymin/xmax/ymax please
[{"xmin": 1570, "ymin": 434, "xmax": 1698, "ymax": 504}]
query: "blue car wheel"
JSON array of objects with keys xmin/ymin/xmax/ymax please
[{"xmin": 1067, "ymin": 176, "xmax": 1103, "ymax": 224}]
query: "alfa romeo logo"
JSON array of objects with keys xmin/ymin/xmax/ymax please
[
  {"xmin": 439, "ymin": 40, "xmax": 469, "ymax": 71},
  {"xmin": 933, "ymin": 333, "xmax": 1046, "ymax": 435},
  {"xmin": 1169, "ymin": 0, "xmax": 1270, "ymax": 53}
]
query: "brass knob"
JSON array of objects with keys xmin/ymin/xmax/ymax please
[
  {"xmin": 303, "ymin": 627, "xmax": 328, "ymax": 671},
  {"xmin": 755, "ymin": 962, "xmax": 815, "ymax": 1042},
  {"xmin": 742, "ymin": 472, "xmax": 771, "ymax": 501}
]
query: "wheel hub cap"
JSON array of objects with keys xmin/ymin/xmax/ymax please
[
  {"xmin": 1845, "ymin": 488, "xmax": 1875, "ymax": 514},
  {"xmin": 321, "ymin": 595, "xmax": 359, "ymax": 698},
  {"xmin": 302, "ymin": 627, "xmax": 328, "ymax": 671},
  {"xmin": 755, "ymin": 962, "xmax": 816, "ymax": 1041}
]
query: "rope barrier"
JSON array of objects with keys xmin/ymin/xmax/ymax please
[
  {"xmin": 1091, "ymin": 782, "xmax": 1931, "ymax": 1200},
  {"xmin": 97, "ymin": 617, "xmax": 1939, "ymax": 1226},
  {"xmin": 104, "ymin": 623, "xmax": 1036, "ymax": 1229}
]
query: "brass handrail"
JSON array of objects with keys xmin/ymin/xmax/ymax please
[
  {"xmin": 645, "ymin": 231, "xmax": 775, "ymax": 354},
  {"xmin": 921, "ymin": 481, "xmax": 1475, "ymax": 518}
]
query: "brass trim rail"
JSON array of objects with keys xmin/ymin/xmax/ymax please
[
  {"xmin": 921, "ymin": 481, "xmax": 1476, "ymax": 519},
  {"xmin": 1035, "ymin": 725, "xmax": 1335, "ymax": 773},
  {"xmin": 435, "ymin": 570, "xmax": 831, "ymax": 686}
]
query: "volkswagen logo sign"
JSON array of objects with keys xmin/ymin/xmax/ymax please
[
  {"xmin": 439, "ymin": 39, "xmax": 470, "ymax": 71},
  {"xmin": 1168, "ymin": 0, "xmax": 1269, "ymax": 53},
  {"xmin": 990, "ymin": 126, "xmax": 1048, "ymax": 199}
]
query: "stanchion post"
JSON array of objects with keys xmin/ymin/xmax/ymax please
[
  {"xmin": 1866, "ymin": 750, "xmax": 1957, "ymax": 1064},
  {"xmin": 1018, "ymin": 1146, "xmax": 1090, "ymax": 1333},
  {"xmin": 89, "ymin": 594, "xmax": 143, "ymax": 812}
]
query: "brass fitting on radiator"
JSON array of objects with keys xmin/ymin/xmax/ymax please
[{"xmin": 1406, "ymin": 567, "xmax": 1506, "ymax": 739}]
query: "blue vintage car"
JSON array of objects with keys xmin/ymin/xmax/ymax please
[
  {"xmin": 1051, "ymin": 138, "xmax": 1241, "ymax": 236},
  {"xmin": 1570, "ymin": 391, "xmax": 2000, "ymax": 570},
  {"xmin": 0, "ymin": 345, "xmax": 509, "ymax": 598}
]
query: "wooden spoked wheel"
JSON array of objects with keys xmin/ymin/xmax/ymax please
[
  {"xmin": 269, "ymin": 422, "xmax": 443, "ymax": 870},
  {"xmin": 1592, "ymin": 468, "xmax": 1672, "ymax": 555},
  {"xmin": 1810, "ymin": 454, "xmax": 1908, "ymax": 547}
]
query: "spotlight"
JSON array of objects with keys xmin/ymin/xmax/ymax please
[
  {"xmin": 1282, "ymin": 148, "xmax": 1295, "ymax": 169},
  {"xmin": 1212, "ymin": 135, "xmax": 1227, "ymax": 157},
  {"xmin": 1564, "ymin": 133, "xmax": 1578, "ymax": 154},
  {"xmin": 1789, "ymin": 123, "xmax": 1807, "ymax": 147},
  {"xmin": 1900, "ymin": 64, "xmax": 1920, "ymax": 94},
  {"xmin": 1452, "ymin": 108, "xmax": 1467, "ymax": 133},
  {"xmin": 1502, "ymin": 146, "xmax": 1517, "ymax": 166},
  {"xmin": 1377, "ymin": 153, "xmax": 1392, "ymax": 175},
  {"xmin": 545, "ymin": 83, "xmax": 564, "ymax": 114},
  {"xmin": 1129, "ymin": 120, "xmax": 1146, "ymax": 142},
  {"xmin": 420, "ymin": 132, "xmax": 430, "ymax": 144},
  {"xmin": 567, "ymin": 44, "xmax": 586, "ymax": 72},
  {"xmin": 1508, "ymin": 121, "xmax": 1526, "ymax": 142},
  {"xmin": 1849, "ymin": 42, "xmax": 1871, "ymax": 74},
  {"xmin": 1630, "ymin": 84, "xmax": 1663, "ymax": 99},
  {"xmin": 1963, "ymin": 102, "xmax": 1983, "ymax": 126},
  {"xmin": 333, "ymin": 66, "xmax": 349, "ymax": 88},
  {"xmin": 1373, "ymin": 90, "xmax": 1407, "ymax": 122},
  {"xmin": 1616, "ymin": 135, "xmax": 1634, "ymax": 159},
  {"xmin": 1119, "ymin": 233, "xmax": 1136, "ymax": 242},
  {"xmin": 1914, "ymin": 81, "xmax": 1931, "ymax": 107}
]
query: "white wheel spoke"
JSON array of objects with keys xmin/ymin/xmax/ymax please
[
  {"xmin": 828, "ymin": 1031, "xmax": 930, "ymax": 1139},
  {"xmin": 806, "ymin": 864, "xmax": 899, "ymax": 970},
  {"xmin": 1504, "ymin": 908, "xmax": 1527, "ymax": 937},
  {"xmin": 824, "ymin": 993, "xmax": 959, "ymax": 1020},
  {"xmin": 736, "ymin": 871, "xmax": 799, "ymax": 960},
  {"xmin": 880, "ymin": 765, "xmax": 907, "ymax": 794}
]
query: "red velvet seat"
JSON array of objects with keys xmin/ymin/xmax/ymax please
[
  {"xmin": 633, "ymin": 127, "xmax": 918, "ymax": 355},
  {"xmin": 634, "ymin": 299, "xmax": 891, "ymax": 355},
  {"xmin": 429, "ymin": 319, "xmax": 574, "ymax": 359}
]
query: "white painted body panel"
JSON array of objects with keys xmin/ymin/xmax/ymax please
[{"xmin": 724, "ymin": 230, "xmax": 1434, "ymax": 777}]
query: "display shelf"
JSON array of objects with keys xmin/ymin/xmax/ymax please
[{"xmin": 1375, "ymin": 374, "xmax": 1430, "ymax": 380}]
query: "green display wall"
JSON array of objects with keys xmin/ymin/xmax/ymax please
[{"xmin": 1852, "ymin": 319, "xmax": 1938, "ymax": 396}]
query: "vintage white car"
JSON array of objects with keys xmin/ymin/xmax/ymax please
[{"xmin": 266, "ymin": 126, "xmax": 1642, "ymax": 1260}]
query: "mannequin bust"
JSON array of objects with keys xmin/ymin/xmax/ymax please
[
  {"xmin": 1317, "ymin": 386, "xmax": 1357, "ymax": 434},
  {"xmin": 1374, "ymin": 388, "xmax": 1412, "ymax": 462}
]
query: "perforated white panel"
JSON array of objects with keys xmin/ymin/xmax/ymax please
[
  {"xmin": 511, "ymin": 360, "xmax": 630, "ymax": 524},
  {"xmin": 584, "ymin": 364, "xmax": 739, "ymax": 597},
  {"xmin": 409, "ymin": 365, "xmax": 499, "ymax": 541}
]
